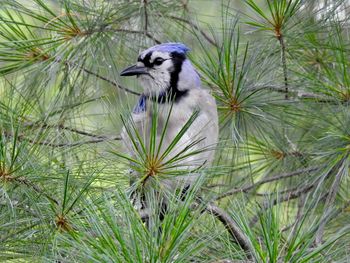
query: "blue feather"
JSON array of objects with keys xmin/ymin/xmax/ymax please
[
  {"xmin": 133, "ymin": 94, "xmax": 147, "ymax": 114},
  {"xmin": 142, "ymin": 43, "xmax": 190, "ymax": 55}
]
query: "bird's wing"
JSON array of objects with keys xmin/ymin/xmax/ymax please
[
  {"xmin": 190, "ymin": 88, "xmax": 219, "ymax": 162},
  {"xmin": 163, "ymin": 88, "xmax": 218, "ymax": 169}
]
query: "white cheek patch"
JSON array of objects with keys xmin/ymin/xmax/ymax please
[
  {"xmin": 150, "ymin": 51, "xmax": 170, "ymax": 63},
  {"xmin": 148, "ymin": 70, "xmax": 171, "ymax": 93},
  {"xmin": 137, "ymin": 51, "xmax": 173, "ymax": 95},
  {"xmin": 140, "ymin": 64, "xmax": 171, "ymax": 95}
]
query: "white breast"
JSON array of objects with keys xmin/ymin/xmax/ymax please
[{"xmin": 121, "ymin": 88, "xmax": 218, "ymax": 188}]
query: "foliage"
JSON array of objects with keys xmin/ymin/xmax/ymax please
[{"xmin": 0, "ymin": 0, "xmax": 350, "ymax": 262}]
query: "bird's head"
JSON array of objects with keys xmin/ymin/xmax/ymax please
[{"xmin": 120, "ymin": 43, "xmax": 201, "ymax": 101}]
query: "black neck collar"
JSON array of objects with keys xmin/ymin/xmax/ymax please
[
  {"xmin": 133, "ymin": 88, "xmax": 188, "ymax": 114},
  {"xmin": 148, "ymin": 87, "xmax": 188, "ymax": 104}
]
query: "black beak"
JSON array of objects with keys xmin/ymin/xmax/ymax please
[{"xmin": 120, "ymin": 64, "xmax": 148, "ymax": 76}]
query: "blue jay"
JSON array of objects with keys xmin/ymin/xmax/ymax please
[{"xmin": 120, "ymin": 43, "xmax": 218, "ymax": 196}]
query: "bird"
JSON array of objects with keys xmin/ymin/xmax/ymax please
[{"xmin": 120, "ymin": 43, "xmax": 218, "ymax": 204}]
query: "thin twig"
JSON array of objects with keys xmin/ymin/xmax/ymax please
[
  {"xmin": 281, "ymin": 192, "xmax": 329, "ymax": 233},
  {"xmin": 12, "ymin": 176, "xmax": 59, "ymax": 205},
  {"xmin": 25, "ymin": 123, "xmax": 110, "ymax": 139},
  {"xmin": 23, "ymin": 136, "xmax": 120, "ymax": 148},
  {"xmin": 143, "ymin": 0, "xmax": 149, "ymax": 34},
  {"xmin": 249, "ymin": 162, "xmax": 341, "ymax": 227},
  {"xmin": 249, "ymin": 184, "xmax": 315, "ymax": 227},
  {"xmin": 6, "ymin": 123, "xmax": 121, "ymax": 148},
  {"xmin": 78, "ymin": 66, "xmax": 141, "ymax": 96},
  {"xmin": 216, "ymin": 166, "xmax": 320, "ymax": 200},
  {"xmin": 181, "ymin": 0, "xmax": 190, "ymax": 12},
  {"xmin": 53, "ymin": 57, "xmax": 141, "ymax": 96},
  {"xmin": 57, "ymin": 126, "xmax": 110, "ymax": 138},
  {"xmin": 248, "ymin": 85, "xmax": 350, "ymax": 104},
  {"xmin": 166, "ymin": 15, "xmax": 218, "ymax": 48},
  {"xmin": 205, "ymin": 203, "xmax": 253, "ymax": 259},
  {"xmin": 145, "ymin": 32, "xmax": 161, "ymax": 44},
  {"xmin": 137, "ymin": 201, "xmax": 253, "ymax": 258},
  {"xmin": 278, "ymin": 35, "xmax": 289, "ymax": 99},
  {"xmin": 253, "ymin": 185, "xmax": 302, "ymax": 197}
]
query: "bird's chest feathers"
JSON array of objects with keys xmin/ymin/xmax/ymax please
[
  {"xmin": 132, "ymin": 91, "xmax": 204, "ymax": 157},
  {"xmin": 152, "ymin": 100, "xmax": 194, "ymax": 134}
]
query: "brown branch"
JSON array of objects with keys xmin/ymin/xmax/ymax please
[
  {"xmin": 143, "ymin": 0, "xmax": 149, "ymax": 33},
  {"xmin": 278, "ymin": 35, "xmax": 289, "ymax": 99},
  {"xmin": 248, "ymin": 85, "xmax": 286, "ymax": 93},
  {"xmin": 6, "ymin": 122, "xmax": 121, "ymax": 148},
  {"xmin": 281, "ymin": 192, "xmax": 329, "ymax": 234},
  {"xmin": 181, "ymin": 0, "xmax": 190, "ymax": 12},
  {"xmin": 52, "ymin": 57, "xmax": 141, "ymax": 96},
  {"xmin": 25, "ymin": 123, "xmax": 110, "ymax": 139},
  {"xmin": 22, "ymin": 136, "xmax": 120, "ymax": 148},
  {"xmin": 249, "ymin": 184, "xmax": 315, "ymax": 227},
  {"xmin": 67, "ymin": 23, "xmax": 161, "ymax": 45},
  {"xmin": 10, "ymin": 176, "xmax": 59, "ymax": 205},
  {"xmin": 56, "ymin": 125, "xmax": 109, "ymax": 138},
  {"xmin": 77, "ymin": 66, "xmax": 141, "ymax": 96},
  {"xmin": 249, "ymin": 160, "xmax": 348, "ymax": 232},
  {"xmin": 216, "ymin": 166, "xmax": 320, "ymax": 200},
  {"xmin": 253, "ymin": 185, "xmax": 302, "ymax": 197},
  {"xmin": 145, "ymin": 32, "xmax": 161, "ymax": 44},
  {"xmin": 248, "ymin": 161, "xmax": 341, "ymax": 227},
  {"xmin": 137, "ymin": 202, "xmax": 253, "ymax": 258},
  {"xmin": 205, "ymin": 203, "xmax": 253, "ymax": 259},
  {"xmin": 248, "ymin": 85, "xmax": 350, "ymax": 104}
]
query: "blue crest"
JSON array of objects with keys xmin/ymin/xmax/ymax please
[{"xmin": 142, "ymin": 43, "xmax": 190, "ymax": 56}]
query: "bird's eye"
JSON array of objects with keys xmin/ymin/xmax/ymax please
[{"xmin": 153, "ymin": 57, "xmax": 165, "ymax": 66}]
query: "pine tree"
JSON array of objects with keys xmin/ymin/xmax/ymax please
[{"xmin": 0, "ymin": 0, "xmax": 349, "ymax": 262}]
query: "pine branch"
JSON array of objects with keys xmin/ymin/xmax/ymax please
[
  {"xmin": 248, "ymin": 160, "xmax": 345, "ymax": 227},
  {"xmin": 66, "ymin": 60, "xmax": 141, "ymax": 96},
  {"xmin": 165, "ymin": 15, "xmax": 218, "ymax": 48},
  {"xmin": 205, "ymin": 203, "xmax": 253, "ymax": 259},
  {"xmin": 22, "ymin": 136, "xmax": 120, "ymax": 148},
  {"xmin": 5, "ymin": 122, "xmax": 121, "ymax": 148},
  {"xmin": 3, "ymin": 175, "xmax": 59, "ymax": 205},
  {"xmin": 143, "ymin": 0, "xmax": 149, "ymax": 34},
  {"xmin": 216, "ymin": 166, "xmax": 320, "ymax": 200},
  {"xmin": 248, "ymin": 85, "xmax": 350, "ymax": 104},
  {"xmin": 25, "ymin": 123, "xmax": 111, "ymax": 139},
  {"xmin": 33, "ymin": 54, "xmax": 141, "ymax": 96},
  {"xmin": 278, "ymin": 35, "xmax": 289, "ymax": 99},
  {"xmin": 249, "ymin": 183, "xmax": 315, "ymax": 227},
  {"xmin": 137, "ymin": 201, "xmax": 254, "ymax": 258}
]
